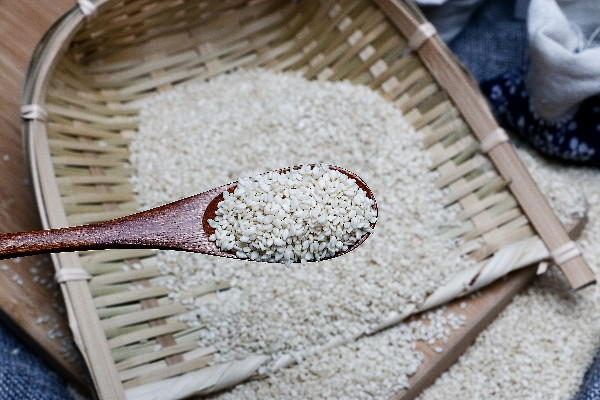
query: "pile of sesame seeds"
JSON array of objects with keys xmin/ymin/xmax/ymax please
[
  {"xmin": 132, "ymin": 69, "xmax": 468, "ymax": 398},
  {"xmin": 208, "ymin": 164, "xmax": 377, "ymax": 266}
]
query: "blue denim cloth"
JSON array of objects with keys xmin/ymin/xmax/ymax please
[
  {"xmin": 443, "ymin": 0, "xmax": 529, "ymax": 82},
  {"xmin": 0, "ymin": 322, "xmax": 71, "ymax": 399}
]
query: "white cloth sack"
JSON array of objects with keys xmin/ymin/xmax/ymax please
[{"xmin": 528, "ymin": 0, "xmax": 600, "ymax": 121}]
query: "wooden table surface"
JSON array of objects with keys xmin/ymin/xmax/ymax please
[
  {"xmin": 0, "ymin": 2, "xmax": 553, "ymax": 399},
  {"xmin": 0, "ymin": 0, "xmax": 89, "ymax": 390}
]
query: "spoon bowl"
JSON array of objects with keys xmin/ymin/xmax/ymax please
[{"xmin": 0, "ymin": 165, "xmax": 377, "ymax": 263}]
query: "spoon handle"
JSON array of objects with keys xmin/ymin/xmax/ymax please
[
  {"xmin": 0, "ymin": 200, "xmax": 192, "ymax": 259},
  {"xmin": 0, "ymin": 187, "xmax": 227, "ymax": 260},
  {"xmin": 0, "ymin": 220, "xmax": 136, "ymax": 259}
]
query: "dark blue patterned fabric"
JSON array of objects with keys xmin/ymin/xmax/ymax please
[{"xmin": 480, "ymin": 65, "xmax": 600, "ymax": 166}]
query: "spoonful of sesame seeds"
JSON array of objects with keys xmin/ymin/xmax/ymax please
[{"xmin": 0, "ymin": 164, "xmax": 377, "ymax": 265}]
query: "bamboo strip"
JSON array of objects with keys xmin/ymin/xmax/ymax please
[
  {"xmin": 101, "ymin": 303, "xmax": 187, "ymax": 332},
  {"xmin": 382, "ymin": 67, "xmax": 428, "ymax": 102},
  {"xmin": 178, "ymin": 280, "xmax": 230, "ymax": 300},
  {"xmin": 61, "ymin": 192, "xmax": 135, "ymax": 205},
  {"xmin": 457, "ymin": 192, "xmax": 513, "ymax": 221},
  {"xmin": 91, "ymin": 51, "xmax": 198, "ymax": 86},
  {"xmin": 115, "ymin": 341, "xmax": 199, "ymax": 372},
  {"xmin": 304, "ymin": 6, "xmax": 385, "ymax": 79},
  {"xmin": 91, "ymin": 267, "xmax": 162, "ymax": 286},
  {"xmin": 57, "ymin": 175, "xmax": 131, "ymax": 185},
  {"xmin": 93, "ymin": 278, "xmax": 228, "ymax": 302},
  {"xmin": 84, "ymin": 262, "xmax": 138, "ymax": 277},
  {"xmin": 464, "ymin": 208, "xmax": 524, "ymax": 241},
  {"xmin": 74, "ymin": 0, "xmax": 204, "ymax": 60},
  {"xmin": 50, "ymin": 154, "xmax": 128, "ymax": 167},
  {"xmin": 443, "ymin": 171, "xmax": 500, "ymax": 205},
  {"xmin": 428, "ymin": 104, "xmax": 461, "ymax": 131},
  {"xmin": 401, "ymin": 108, "xmax": 423, "ymax": 127},
  {"xmin": 54, "ymin": 165, "xmax": 132, "ymax": 179},
  {"xmin": 124, "ymin": 355, "xmax": 271, "ymax": 400},
  {"xmin": 49, "ymin": 138, "xmax": 129, "ymax": 154},
  {"xmin": 367, "ymin": 51, "xmax": 415, "ymax": 92},
  {"xmin": 47, "ymin": 104, "xmax": 139, "ymax": 129},
  {"xmin": 346, "ymin": 30, "xmax": 403, "ymax": 81},
  {"xmin": 104, "ymin": 322, "xmax": 154, "ymax": 339},
  {"xmin": 104, "ymin": 309, "xmax": 191, "ymax": 340},
  {"xmin": 47, "ymin": 122, "xmax": 132, "ymax": 141},
  {"xmin": 107, "ymin": 321, "xmax": 189, "ymax": 349},
  {"xmin": 73, "ymin": 0, "xmax": 179, "ymax": 40},
  {"xmin": 47, "ymin": 89, "xmax": 139, "ymax": 116},
  {"xmin": 471, "ymin": 219, "xmax": 534, "ymax": 262},
  {"xmin": 429, "ymin": 135, "xmax": 477, "ymax": 168},
  {"xmin": 86, "ymin": 4, "xmax": 294, "ymax": 89},
  {"xmin": 397, "ymin": 81, "xmax": 439, "ymax": 112},
  {"xmin": 50, "ymin": 65, "xmax": 101, "ymax": 96},
  {"xmin": 451, "ymin": 143, "xmax": 479, "ymax": 168},
  {"xmin": 410, "ymin": 85, "xmax": 447, "ymax": 116},
  {"xmin": 93, "ymin": 274, "xmax": 170, "ymax": 295},
  {"xmin": 419, "ymin": 236, "xmax": 548, "ymax": 313},
  {"xmin": 115, "ymin": 53, "xmax": 257, "ymax": 98},
  {"xmin": 50, "ymin": 146, "xmax": 128, "ymax": 162},
  {"xmin": 326, "ymin": 21, "xmax": 390, "ymax": 80},
  {"xmin": 96, "ymin": 279, "xmax": 227, "ymax": 322},
  {"xmin": 413, "ymin": 100, "xmax": 455, "ymax": 132},
  {"xmin": 477, "ymin": 197, "xmax": 521, "ymax": 221},
  {"xmin": 119, "ymin": 355, "xmax": 188, "ymax": 383},
  {"xmin": 285, "ymin": 0, "xmax": 363, "ymax": 71},
  {"xmin": 94, "ymin": 286, "xmax": 169, "ymax": 308},
  {"xmin": 122, "ymin": 354, "xmax": 213, "ymax": 388},
  {"xmin": 91, "ymin": 283, "xmax": 132, "ymax": 297},
  {"xmin": 97, "ymin": 302, "xmax": 167, "ymax": 320},
  {"xmin": 111, "ymin": 327, "xmax": 206, "ymax": 363},
  {"xmin": 473, "ymin": 176, "xmax": 507, "ymax": 202},
  {"xmin": 79, "ymin": 249, "xmax": 156, "ymax": 264},
  {"xmin": 438, "ymin": 220, "xmax": 474, "ymax": 241},
  {"xmin": 59, "ymin": 184, "xmax": 133, "ymax": 197},
  {"xmin": 435, "ymin": 154, "xmax": 489, "ymax": 189},
  {"xmin": 233, "ymin": 31, "xmax": 300, "ymax": 72}
]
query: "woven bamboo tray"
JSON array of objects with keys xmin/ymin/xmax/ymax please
[{"xmin": 21, "ymin": 0, "xmax": 595, "ymax": 399}]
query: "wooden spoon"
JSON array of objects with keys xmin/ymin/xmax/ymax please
[{"xmin": 0, "ymin": 165, "xmax": 377, "ymax": 261}]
